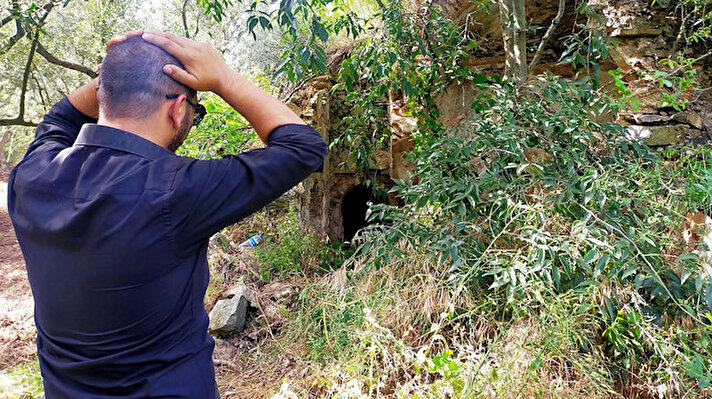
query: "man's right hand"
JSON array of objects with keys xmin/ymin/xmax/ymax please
[
  {"xmin": 141, "ymin": 31, "xmax": 233, "ymax": 95},
  {"xmin": 141, "ymin": 30, "xmax": 306, "ymax": 143}
]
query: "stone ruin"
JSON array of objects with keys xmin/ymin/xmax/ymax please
[
  {"xmin": 286, "ymin": 0, "xmax": 712, "ymax": 243},
  {"xmin": 283, "ymin": 74, "xmax": 416, "ymax": 243}
]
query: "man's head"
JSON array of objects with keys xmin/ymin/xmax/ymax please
[{"xmin": 98, "ymin": 36, "xmax": 197, "ymax": 151}]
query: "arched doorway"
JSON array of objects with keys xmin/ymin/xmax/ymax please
[{"xmin": 340, "ymin": 185, "xmax": 387, "ymax": 243}]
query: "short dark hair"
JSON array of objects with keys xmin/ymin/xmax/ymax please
[{"xmin": 98, "ymin": 36, "xmax": 196, "ymax": 120}]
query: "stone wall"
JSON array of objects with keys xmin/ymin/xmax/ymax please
[
  {"xmin": 285, "ymin": 75, "xmax": 409, "ymax": 242},
  {"xmin": 292, "ymin": 0, "xmax": 712, "ymax": 242},
  {"xmin": 588, "ymin": 0, "xmax": 712, "ymax": 146}
]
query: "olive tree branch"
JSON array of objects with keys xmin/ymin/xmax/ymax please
[
  {"xmin": 0, "ymin": 0, "xmax": 20, "ymax": 29},
  {"xmin": 36, "ymin": 41, "xmax": 97, "ymax": 78},
  {"xmin": 0, "ymin": 35, "xmax": 39, "ymax": 127},
  {"xmin": 0, "ymin": 1, "xmax": 55, "ymax": 56},
  {"xmin": 182, "ymin": 0, "xmax": 191, "ymax": 38}
]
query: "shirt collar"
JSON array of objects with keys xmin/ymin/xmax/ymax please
[{"xmin": 75, "ymin": 124, "xmax": 175, "ymax": 161}]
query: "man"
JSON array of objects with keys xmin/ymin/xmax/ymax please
[{"xmin": 8, "ymin": 31, "xmax": 327, "ymax": 398}]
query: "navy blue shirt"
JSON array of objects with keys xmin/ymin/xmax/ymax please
[{"xmin": 8, "ymin": 97, "xmax": 327, "ymax": 398}]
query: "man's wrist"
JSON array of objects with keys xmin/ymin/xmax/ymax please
[
  {"xmin": 68, "ymin": 78, "xmax": 100, "ymax": 119},
  {"xmin": 215, "ymin": 70, "xmax": 242, "ymax": 99}
]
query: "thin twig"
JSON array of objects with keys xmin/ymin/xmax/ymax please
[
  {"xmin": 659, "ymin": 50, "xmax": 712, "ymax": 80},
  {"xmin": 671, "ymin": 3, "xmax": 690, "ymax": 55},
  {"xmin": 280, "ymin": 78, "xmax": 313, "ymax": 103},
  {"xmin": 253, "ymin": 291, "xmax": 286, "ymax": 352},
  {"xmin": 213, "ymin": 358, "xmax": 239, "ymax": 370}
]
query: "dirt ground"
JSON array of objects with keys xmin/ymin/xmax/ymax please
[
  {"xmin": 0, "ymin": 179, "xmax": 36, "ymax": 371},
  {"xmin": 0, "ymin": 176, "xmax": 40, "ymax": 397}
]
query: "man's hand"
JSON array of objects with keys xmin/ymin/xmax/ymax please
[
  {"xmin": 141, "ymin": 31, "xmax": 232, "ymax": 95},
  {"xmin": 142, "ymin": 30, "xmax": 306, "ymax": 143}
]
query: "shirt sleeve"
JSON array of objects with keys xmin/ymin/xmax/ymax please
[
  {"xmin": 170, "ymin": 123, "xmax": 328, "ymax": 254},
  {"xmin": 23, "ymin": 96, "xmax": 98, "ymax": 158}
]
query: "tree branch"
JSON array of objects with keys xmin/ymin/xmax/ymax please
[
  {"xmin": 19, "ymin": 36, "xmax": 38, "ymax": 117},
  {"xmin": 36, "ymin": 41, "xmax": 97, "ymax": 78},
  {"xmin": 499, "ymin": 0, "xmax": 528, "ymax": 86},
  {"xmin": 529, "ymin": 0, "xmax": 565, "ymax": 74},
  {"xmin": 0, "ymin": 119, "xmax": 37, "ymax": 127},
  {"xmin": 0, "ymin": 18, "xmax": 25, "ymax": 56},
  {"xmin": 1, "ymin": 14, "xmax": 15, "ymax": 28},
  {"xmin": 671, "ymin": 2, "xmax": 691, "ymax": 56},
  {"xmin": 193, "ymin": 15, "xmax": 200, "ymax": 38},
  {"xmin": 659, "ymin": 49, "xmax": 712, "ymax": 80},
  {"xmin": 0, "ymin": 35, "xmax": 39, "ymax": 127},
  {"xmin": 1, "ymin": 0, "xmax": 19, "ymax": 29},
  {"xmin": 0, "ymin": 1, "xmax": 56, "ymax": 56},
  {"xmin": 182, "ymin": 0, "xmax": 191, "ymax": 38}
]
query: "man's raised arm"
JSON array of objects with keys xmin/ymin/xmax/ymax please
[{"xmin": 22, "ymin": 78, "xmax": 99, "ymax": 158}]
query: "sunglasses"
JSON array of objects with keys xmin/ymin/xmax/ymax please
[{"xmin": 166, "ymin": 94, "xmax": 206, "ymax": 126}]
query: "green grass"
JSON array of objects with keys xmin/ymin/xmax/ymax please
[{"xmin": 0, "ymin": 359, "xmax": 43, "ymax": 399}]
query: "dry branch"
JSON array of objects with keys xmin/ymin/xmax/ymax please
[{"xmin": 529, "ymin": 0, "xmax": 565, "ymax": 74}]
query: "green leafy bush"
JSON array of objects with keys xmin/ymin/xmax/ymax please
[
  {"xmin": 177, "ymin": 93, "xmax": 254, "ymax": 159},
  {"xmin": 350, "ymin": 75, "xmax": 712, "ymax": 394}
]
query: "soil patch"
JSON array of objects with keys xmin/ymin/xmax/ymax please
[{"xmin": 0, "ymin": 180, "xmax": 36, "ymax": 370}]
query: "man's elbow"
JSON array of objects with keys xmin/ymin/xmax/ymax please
[{"xmin": 309, "ymin": 137, "xmax": 328, "ymax": 173}]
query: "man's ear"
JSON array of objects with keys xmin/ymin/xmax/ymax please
[{"xmin": 167, "ymin": 94, "xmax": 187, "ymax": 130}]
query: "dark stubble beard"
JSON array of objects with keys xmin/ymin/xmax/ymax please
[{"xmin": 167, "ymin": 111, "xmax": 192, "ymax": 153}]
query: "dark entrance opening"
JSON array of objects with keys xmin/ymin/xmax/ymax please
[{"xmin": 341, "ymin": 184, "xmax": 387, "ymax": 243}]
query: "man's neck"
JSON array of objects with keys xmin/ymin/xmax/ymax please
[{"xmin": 97, "ymin": 116, "xmax": 171, "ymax": 150}]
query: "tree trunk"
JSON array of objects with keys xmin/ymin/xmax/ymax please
[{"xmin": 498, "ymin": 0, "xmax": 527, "ymax": 86}]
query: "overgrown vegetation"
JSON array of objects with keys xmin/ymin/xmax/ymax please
[{"xmin": 203, "ymin": 1, "xmax": 712, "ymax": 397}]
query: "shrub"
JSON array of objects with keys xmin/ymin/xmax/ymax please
[{"xmin": 345, "ymin": 75, "xmax": 712, "ymax": 396}]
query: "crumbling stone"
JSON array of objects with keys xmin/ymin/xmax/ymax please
[
  {"xmin": 672, "ymin": 112, "xmax": 704, "ymax": 130},
  {"xmin": 628, "ymin": 125, "xmax": 688, "ymax": 146},
  {"xmin": 630, "ymin": 88, "xmax": 665, "ymax": 110},
  {"xmin": 630, "ymin": 113, "xmax": 670, "ymax": 125}
]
